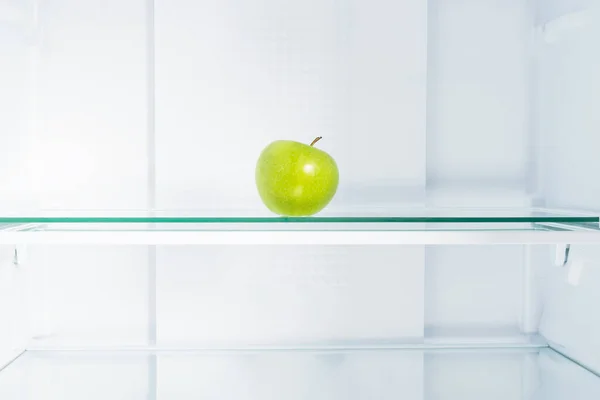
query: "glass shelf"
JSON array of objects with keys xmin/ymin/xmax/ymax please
[
  {"xmin": 0, "ymin": 208, "xmax": 598, "ymax": 245},
  {"xmin": 0, "ymin": 348, "xmax": 599, "ymax": 399},
  {"xmin": 0, "ymin": 207, "xmax": 597, "ymax": 225}
]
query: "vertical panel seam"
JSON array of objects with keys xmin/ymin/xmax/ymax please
[{"xmin": 146, "ymin": 0, "xmax": 157, "ymax": 347}]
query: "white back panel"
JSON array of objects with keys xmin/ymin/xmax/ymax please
[
  {"xmin": 30, "ymin": 0, "xmax": 148, "ymax": 209},
  {"xmin": 425, "ymin": 246, "xmax": 524, "ymax": 335},
  {"xmin": 424, "ymin": 0, "xmax": 535, "ymax": 343},
  {"xmin": 157, "ymin": 246, "xmax": 423, "ymax": 346},
  {"xmin": 157, "ymin": 351, "xmax": 423, "ymax": 399},
  {"xmin": 24, "ymin": 353, "xmax": 148, "ymax": 400},
  {"xmin": 22, "ymin": 0, "xmax": 151, "ymax": 347},
  {"xmin": 0, "ymin": 1, "xmax": 33, "ymax": 210},
  {"xmin": 154, "ymin": 0, "xmax": 427, "ymax": 209},
  {"xmin": 427, "ymin": 0, "xmax": 532, "ymax": 194},
  {"xmin": 28, "ymin": 246, "xmax": 149, "ymax": 348},
  {"xmin": 154, "ymin": 0, "xmax": 427, "ymax": 345},
  {"xmin": 424, "ymin": 351, "xmax": 525, "ymax": 400}
]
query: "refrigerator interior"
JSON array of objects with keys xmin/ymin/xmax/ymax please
[{"xmin": 1, "ymin": 0, "xmax": 600, "ymax": 398}]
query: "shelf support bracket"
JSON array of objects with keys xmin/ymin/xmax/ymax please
[
  {"xmin": 555, "ymin": 244, "xmax": 571, "ymax": 267},
  {"xmin": 13, "ymin": 245, "xmax": 27, "ymax": 266}
]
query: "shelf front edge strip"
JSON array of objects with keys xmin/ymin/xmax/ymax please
[{"xmin": 2, "ymin": 231, "xmax": 600, "ymax": 245}]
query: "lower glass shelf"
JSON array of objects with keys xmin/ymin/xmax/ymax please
[{"xmin": 0, "ymin": 348, "xmax": 598, "ymax": 399}]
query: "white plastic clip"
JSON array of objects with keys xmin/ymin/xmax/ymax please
[
  {"xmin": 13, "ymin": 245, "xmax": 28, "ymax": 266},
  {"xmin": 554, "ymin": 244, "xmax": 570, "ymax": 267}
]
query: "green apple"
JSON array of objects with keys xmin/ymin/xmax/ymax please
[{"xmin": 255, "ymin": 137, "xmax": 339, "ymax": 216}]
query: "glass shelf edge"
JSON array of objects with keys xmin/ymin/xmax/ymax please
[
  {"xmin": 0, "ymin": 207, "xmax": 597, "ymax": 224},
  {"xmin": 0, "ymin": 216, "xmax": 598, "ymax": 224}
]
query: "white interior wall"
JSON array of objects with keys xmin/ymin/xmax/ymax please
[
  {"xmin": 0, "ymin": 1, "xmax": 34, "ymax": 366},
  {"xmin": 536, "ymin": 5, "xmax": 600, "ymax": 211},
  {"xmin": 0, "ymin": 0, "xmax": 547, "ymax": 348},
  {"xmin": 29, "ymin": 0, "xmax": 148, "ymax": 209},
  {"xmin": 424, "ymin": 0, "xmax": 535, "ymax": 337},
  {"xmin": 424, "ymin": 351, "xmax": 526, "ymax": 400},
  {"xmin": 535, "ymin": 2, "xmax": 600, "ymax": 373},
  {"xmin": 22, "ymin": 353, "xmax": 149, "ymax": 400},
  {"xmin": 22, "ymin": 0, "xmax": 151, "ymax": 347},
  {"xmin": 154, "ymin": 0, "xmax": 427, "ymax": 346},
  {"xmin": 27, "ymin": 246, "xmax": 149, "ymax": 348},
  {"xmin": 156, "ymin": 246, "xmax": 423, "ymax": 346},
  {"xmin": 4, "ymin": 350, "xmax": 600, "ymax": 399},
  {"xmin": 154, "ymin": 0, "xmax": 427, "ymax": 210},
  {"xmin": 425, "ymin": 246, "xmax": 524, "ymax": 336},
  {"xmin": 426, "ymin": 0, "xmax": 533, "ymax": 203},
  {"xmin": 0, "ymin": 1, "xmax": 33, "ymax": 210},
  {"xmin": 536, "ymin": 0, "xmax": 594, "ymax": 24},
  {"xmin": 156, "ymin": 351, "xmax": 423, "ymax": 399},
  {"xmin": 0, "ymin": 246, "xmax": 28, "ymax": 368},
  {"xmin": 537, "ymin": 349, "xmax": 600, "ymax": 399}
]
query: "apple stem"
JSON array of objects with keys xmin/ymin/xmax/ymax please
[{"xmin": 310, "ymin": 136, "xmax": 323, "ymax": 147}]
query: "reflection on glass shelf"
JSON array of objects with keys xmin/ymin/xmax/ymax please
[
  {"xmin": 0, "ymin": 208, "xmax": 597, "ymax": 232},
  {"xmin": 0, "ymin": 348, "xmax": 598, "ymax": 400}
]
